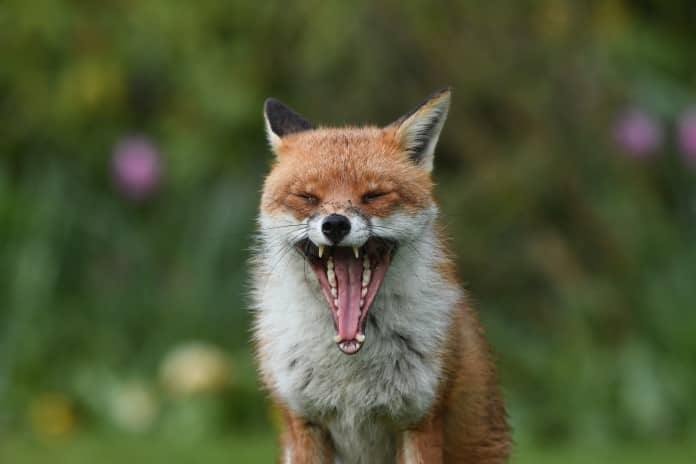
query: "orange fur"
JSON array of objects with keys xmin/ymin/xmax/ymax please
[
  {"xmin": 261, "ymin": 127, "xmax": 433, "ymax": 219},
  {"xmin": 397, "ymin": 415, "xmax": 444, "ymax": 464},
  {"xmin": 281, "ymin": 407, "xmax": 334, "ymax": 464}
]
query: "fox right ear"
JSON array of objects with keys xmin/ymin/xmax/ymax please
[
  {"xmin": 263, "ymin": 98, "xmax": 315, "ymax": 150},
  {"xmin": 390, "ymin": 88, "xmax": 451, "ymax": 172}
]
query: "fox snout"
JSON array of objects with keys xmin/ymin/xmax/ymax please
[
  {"xmin": 308, "ymin": 211, "xmax": 370, "ymax": 248},
  {"xmin": 321, "ymin": 214, "xmax": 351, "ymax": 244}
]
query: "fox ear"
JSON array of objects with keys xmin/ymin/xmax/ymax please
[
  {"xmin": 390, "ymin": 88, "xmax": 451, "ymax": 172},
  {"xmin": 263, "ymin": 98, "xmax": 315, "ymax": 150}
]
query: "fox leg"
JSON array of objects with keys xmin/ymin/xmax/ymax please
[
  {"xmin": 281, "ymin": 410, "xmax": 333, "ymax": 464},
  {"xmin": 397, "ymin": 415, "xmax": 444, "ymax": 464}
]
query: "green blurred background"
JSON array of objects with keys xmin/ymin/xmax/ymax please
[{"xmin": 2, "ymin": 0, "xmax": 696, "ymax": 462}]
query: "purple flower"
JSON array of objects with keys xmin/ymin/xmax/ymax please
[
  {"xmin": 112, "ymin": 136, "xmax": 162, "ymax": 201},
  {"xmin": 612, "ymin": 108, "xmax": 663, "ymax": 158},
  {"xmin": 677, "ymin": 108, "xmax": 696, "ymax": 168}
]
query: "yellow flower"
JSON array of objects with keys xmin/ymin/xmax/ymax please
[{"xmin": 29, "ymin": 393, "xmax": 77, "ymax": 441}]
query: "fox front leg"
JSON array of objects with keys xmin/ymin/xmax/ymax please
[
  {"xmin": 281, "ymin": 412, "xmax": 334, "ymax": 464},
  {"xmin": 397, "ymin": 415, "xmax": 444, "ymax": 464}
]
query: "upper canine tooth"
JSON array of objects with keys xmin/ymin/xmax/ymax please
[
  {"xmin": 353, "ymin": 246, "xmax": 360, "ymax": 259},
  {"xmin": 318, "ymin": 245, "xmax": 325, "ymax": 258}
]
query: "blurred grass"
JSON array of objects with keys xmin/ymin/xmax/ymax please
[
  {"xmin": 1, "ymin": 433, "xmax": 695, "ymax": 464},
  {"xmin": 0, "ymin": 433, "xmax": 278, "ymax": 464}
]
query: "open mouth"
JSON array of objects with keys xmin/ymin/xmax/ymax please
[{"xmin": 297, "ymin": 238, "xmax": 396, "ymax": 355}]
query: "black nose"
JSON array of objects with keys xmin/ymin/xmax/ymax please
[{"xmin": 321, "ymin": 214, "xmax": 351, "ymax": 244}]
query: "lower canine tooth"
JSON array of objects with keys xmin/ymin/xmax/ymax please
[
  {"xmin": 356, "ymin": 333, "xmax": 365, "ymax": 343},
  {"xmin": 353, "ymin": 246, "xmax": 360, "ymax": 259},
  {"xmin": 334, "ymin": 335, "xmax": 342, "ymax": 343}
]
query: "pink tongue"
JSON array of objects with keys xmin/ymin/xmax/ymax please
[{"xmin": 333, "ymin": 248, "xmax": 364, "ymax": 341}]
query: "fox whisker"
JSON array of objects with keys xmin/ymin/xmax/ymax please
[
  {"xmin": 259, "ymin": 223, "xmax": 308, "ymax": 231},
  {"xmin": 260, "ymin": 228, "xmax": 309, "ymax": 285}
]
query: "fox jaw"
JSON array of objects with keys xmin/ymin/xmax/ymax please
[{"xmin": 258, "ymin": 89, "xmax": 451, "ymax": 355}]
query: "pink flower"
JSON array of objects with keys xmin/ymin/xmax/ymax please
[
  {"xmin": 677, "ymin": 108, "xmax": 696, "ymax": 168},
  {"xmin": 612, "ymin": 108, "xmax": 663, "ymax": 158},
  {"xmin": 112, "ymin": 136, "xmax": 162, "ymax": 201}
]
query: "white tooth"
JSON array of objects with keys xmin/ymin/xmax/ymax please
[
  {"xmin": 360, "ymin": 298, "xmax": 364, "ymax": 307},
  {"xmin": 334, "ymin": 298, "xmax": 339, "ymax": 307},
  {"xmin": 361, "ymin": 287, "xmax": 368, "ymax": 297},
  {"xmin": 362, "ymin": 269, "xmax": 371, "ymax": 286},
  {"xmin": 318, "ymin": 245, "xmax": 325, "ymax": 258},
  {"xmin": 328, "ymin": 269, "xmax": 336, "ymax": 286},
  {"xmin": 353, "ymin": 246, "xmax": 360, "ymax": 259},
  {"xmin": 334, "ymin": 335, "xmax": 342, "ymax": 343},
  {"xmin": 363, "ymin": 256, "xmax": 370, "ymax": 269},
  {"xmin": 331, "ymin": 287, "xmax": 337, "ymax": 297},
  {"xmin": 356, "ymin": 333, "xmax": 365, "ymax": 343},
  {"xmin": 327, "ymin": 256, "xmax": 334, "ymax": 268}
]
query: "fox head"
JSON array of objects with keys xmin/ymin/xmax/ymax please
[{"xmin": 258, "ymin": 89, "xmax": 451, "ymax": 355}]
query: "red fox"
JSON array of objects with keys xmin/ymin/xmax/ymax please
[{"xmin": 252, "ymin": 89, "xmax": 511, "ymax": 463}]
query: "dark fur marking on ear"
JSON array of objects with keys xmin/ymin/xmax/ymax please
[
  {"xmin": 392, "ymin": 87, "xmax": 451, "ymax": 164},
  {"xmin": 393, "ymin": 87, "xmax": 451, "ymax": 127},
  {"xmin": 264, "ymin": 98, "xmax": 314, "ymax": 137},
  {"xmin": 407, "ymin": 117, "xmax": 440, "ymax": 164}
]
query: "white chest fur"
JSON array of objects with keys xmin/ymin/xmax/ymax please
[{"xmin": 254, "ymin": 228, "xmax": 461, "ymax": 463}]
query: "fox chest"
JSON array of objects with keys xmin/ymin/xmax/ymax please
[
  {"xmin": 267, "ymin": 306, "xmax": 441, "ymax": 464},
  {"xmin": 255, "ymin": 255, "xmax": 457, "ymax": 461},
  {"xmin": 284, "ymin": 330, "xmax": 438, "ymax": 424},
  {"xmin": 260, "ymin": 286, "xmax": 444, "ymax": 426}
]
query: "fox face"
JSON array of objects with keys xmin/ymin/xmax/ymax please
[{"xmin": 258, "ymin": 89, "xmax": 451, "ymax": 355}]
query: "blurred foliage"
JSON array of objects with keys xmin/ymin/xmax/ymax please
[{"xmin": 1, "ymin": 0, "xmax": 696, "ymax": 452}]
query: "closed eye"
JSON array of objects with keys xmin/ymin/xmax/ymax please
[
  {"xmin": 293, "ymin": 193, "xmax": 319, "ymax": 205},
  {"xmin": 362, "ymin": 191, "xmax": 389, "ymax": 203}
]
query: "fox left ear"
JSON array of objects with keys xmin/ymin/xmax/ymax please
[
  {"xmin": 264, "ymin": 98, "xmax": 315, "ymax": 151},
  {"xmin": 390, "ymin": 88, "xmax": 451, "ymax": 172}
]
